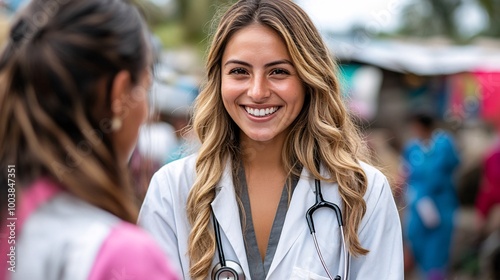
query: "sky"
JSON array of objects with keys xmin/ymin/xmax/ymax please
[
  {"xmin": 295, "ymin": 0, "xmax": 487, "ymax": 36},
  {"xmin": 295, "ymin": 0, "xmax": 411, "ymax": 34}
]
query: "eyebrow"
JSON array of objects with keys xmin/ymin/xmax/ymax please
[{"xmin": 223, "ymin": 59, "xmax": 293, "ymax": 68}]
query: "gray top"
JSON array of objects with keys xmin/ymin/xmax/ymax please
[
  {"xmin": 238, "ymin": 168, "xmax": 298, "ymax": 280},
  {"xmin": 14, "ymin": 192, "xmax": 120, "ymax": 280}
]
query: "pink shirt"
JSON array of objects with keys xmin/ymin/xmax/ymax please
[
  {"xmin": 89, "ymin": 222, "xmax": 178, "ymax": 280},
  {"xmin": 476, "ymin": 142, "xmax": 500, "ymax": 218}
]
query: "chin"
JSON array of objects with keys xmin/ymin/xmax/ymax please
[
  {"xmin": 240, "ymin": 125, "xmax": 290, "ymax": 143},
  {"xmin": 243, "ymin": 131, "xmax": 277, "ymax": 143},
  {"xmin": 249, "ymin": 136, "xmax": 273, "ymax": 143}
]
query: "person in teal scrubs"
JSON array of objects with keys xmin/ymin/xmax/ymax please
[{"xmin": 403, "ymin": 112, "xmax": 460, "ymax": 280}]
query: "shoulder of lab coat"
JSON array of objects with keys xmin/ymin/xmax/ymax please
[
  {"xmin": 352, "ymin": 161, "xmax": 404, "ymax": 279},
  {"xmin": 138, "ymin": 154, "xmax": 198, "ymax": 278}
]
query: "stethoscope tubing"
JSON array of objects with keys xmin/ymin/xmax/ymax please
[
  {"xmin": 311, "ymin": 232, "xmax": 335, "ymax": 279},
  {"xmin": 306, "ymin": 179, "xmax": 350, "ymax": 280},
  {"xmin": 340, "ymin": 225, "xmax": 350, "ymax": 280},
  {"xmin": 211, "ymin": 178, "xmax": 350, "ymax": 280},
  {"xmin": 212, "ymin": 211, "xmax": 227, "ymax": 267}
]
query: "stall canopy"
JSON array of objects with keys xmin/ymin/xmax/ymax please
[{"xmin": 327, "ymin": 35, "xmax": 500, "ymax": 75}]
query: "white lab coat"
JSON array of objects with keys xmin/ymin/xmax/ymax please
[{"xmin": 139, "ymin": 154, "xmax": 403, "ymax": 279}]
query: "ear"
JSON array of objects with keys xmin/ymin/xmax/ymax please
[{"xmin": 110, "ymin": 70, "xmax": 132, "ymax": 117}]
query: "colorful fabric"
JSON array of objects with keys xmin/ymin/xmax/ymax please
[
  {"xmin": 475, "ymin": 71, "xmax": 500, "ymax": 131},
  {"xmin": 446, "ymin": 73, "xmax": 481, "ymax": 124}
]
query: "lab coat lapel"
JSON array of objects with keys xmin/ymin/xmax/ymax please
[
  {"xmin": 267, "ymin": 168, "xmax": 314, "ymax": 276},
  {"xmin": 210, "ymin": 164, "xmax": 251, "ymax": 278}
]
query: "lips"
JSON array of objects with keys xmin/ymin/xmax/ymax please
[{"xmin": 244, "ymin": 106, "xmax": 279, "ymax": 117}]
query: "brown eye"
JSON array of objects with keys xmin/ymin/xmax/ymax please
[
  {"xmin": 229, "ymin": 68, "xmax": 248, "ymax": 75},
  {"xmin": 270, "ymin": 68, "xmax": 289, "ymax": 75}
]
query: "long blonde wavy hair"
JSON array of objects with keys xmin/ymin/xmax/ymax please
[
  {"xmin": 0, "ymin": 0, "xmax": 149, "ymax": 223},
  {"xmin": 187, "ymin": 0, "xmax": 371, "ymax": 278}
]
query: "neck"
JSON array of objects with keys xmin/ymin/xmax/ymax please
[
  {"xmin": 421, "ymin": 129, "xmax": 433, "ymax": 142},
  {"xmin": 240, "ymin": 133, "xmax": 285, "ymax": 173}
]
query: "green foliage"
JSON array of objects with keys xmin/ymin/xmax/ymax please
[
  {"xmin": 153, "ymin": 22, "xmax": 186, "ymax": 49},
  {"xmin": 477, "ymin": 0, "xmax": 500, "ymax": 37},
  {"xmin": 177, "ymin": 0, "xmax": 237, "ymax": 44},
  {"xmin": 397, "ymin": 0, "xmax": 463, "ymax": 40},
  {"xmin": 397, "ymin": 0, "xmax": 500, "ymax": 41},
  {"xmin": 140, "ymin": 0, "xmax": 237, "ymax": 50},
  {"xmin": 132, "ymin": 0, "xmax": 174, "ymax": 26}
]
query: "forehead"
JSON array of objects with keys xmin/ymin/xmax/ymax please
[{"xmin": 222, "ymin": 24, "xmax": 291, "ymax": 63}]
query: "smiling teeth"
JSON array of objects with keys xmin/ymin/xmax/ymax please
[{"xmin": 245, "ymin": 106, "xmax": 278, "ymax": 117}]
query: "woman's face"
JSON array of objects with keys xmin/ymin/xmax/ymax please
[{"xmin": 221, "ymin": 24, "xmax": 305, "ymax": 144}]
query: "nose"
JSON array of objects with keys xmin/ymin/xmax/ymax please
[{"xmin": 247, "ymin": 75, "xmax": 270, "ymax": 102}]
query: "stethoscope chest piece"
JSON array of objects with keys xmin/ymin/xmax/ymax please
[{"xmin": 211, "ymin": 260, "xmax": 245, "ymax": 280}]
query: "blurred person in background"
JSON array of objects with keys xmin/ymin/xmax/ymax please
[
  {"xmin": 0, "ymin": 0, "xmax": 179, "ymax": 279},
  {"xmin": 475, "ymin": 122, "xmax": 500, "ymax": 279},
  {"xmin": 402, "ymin": 111, "xmax": 460, "ymax": 280},
  {"xmin": 139, "ymin": 0, "xmax": 403, "ymax": 279},
  {"xmin": 475, "ymin": 127, "xmax": 500, "ymax": 235}
]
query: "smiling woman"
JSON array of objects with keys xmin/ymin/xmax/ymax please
[
  {"xmin": 139, "ymin": 1, "xmax": 404, "ymax": 279},
  {"xmin": 221, "ymin": 24, "xmax": 305, "ymax": 143}
]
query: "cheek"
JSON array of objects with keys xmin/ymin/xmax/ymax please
[
  {"xmin": 127, "ymin": 92, "xmax": 148, "ymax": 141},
  {"xmin": 282, "ymin": 82, "xmax": 305, "ymax": 110},
  {"xmin": 138, "ymin": 96, "xmax": 148, "ymax": 122},
  {"xmin": 132, "ymin": 86, "xmax": 149, "ymax": 121},
  {"xmin": 221, "ymin": 79, "xmax": 240, "ymax": 108}
]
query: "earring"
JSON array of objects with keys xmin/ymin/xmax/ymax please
[{"xmin": 111, "ymin": 117, "xmax": 123, "ymax": 131}]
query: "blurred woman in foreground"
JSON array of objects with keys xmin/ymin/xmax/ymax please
[{"xmin": 0, "ymin": 0, "xmax": 178, "ymax": 279}]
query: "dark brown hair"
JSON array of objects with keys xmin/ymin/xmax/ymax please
[{"xmin": 0, "ymin": 0, "xmax": 150, "ymax": 222}]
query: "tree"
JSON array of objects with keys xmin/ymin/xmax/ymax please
[
  {"xmin": 175, "ymin": 0, "xmax": 237, "ymax": 43},
  {"xmin": 476, "ymin": 0, "xmax": 500, "ymax": 37},
  {"xmin": 397, "ymin": 0, "xmax": 463, "ymax": 40},
  {"xmin": 398, "ymin": 0, "xmax": 500, "ymax": 40}
]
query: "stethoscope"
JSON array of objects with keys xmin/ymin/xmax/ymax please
[{"xmin": 211, "ymin": 179, "xmax": 350, "ymax": 280}]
